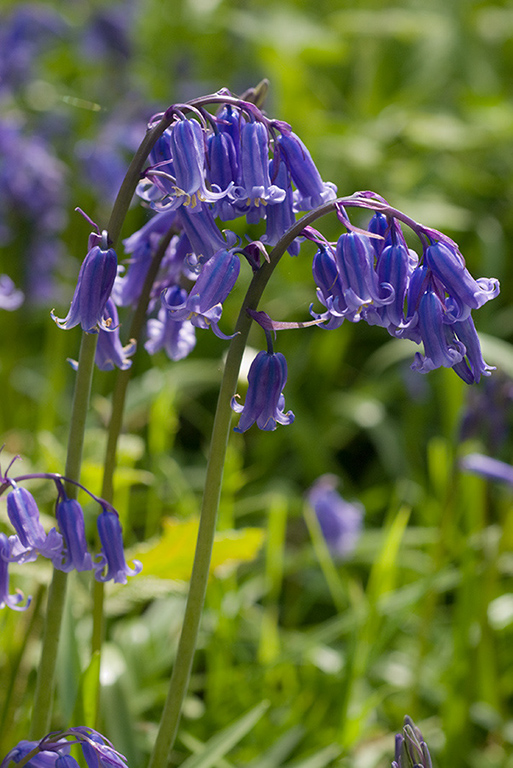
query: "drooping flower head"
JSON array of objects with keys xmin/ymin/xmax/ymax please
[
  {"xmin": 52, "ymin": 232, "xmax": 117, "ymax": 333},
  {"xmin": 162, "ymin": 246, "xmax": 240, "ymax": 339},
  {"xmin": 7, "ymin": 485, "xmax": 62, "ymax": 562},
  {"xmin": 231, "ymin": 349, "xmax": 295, "ymax": 432},
  {"xmin": 94, "ymin": 508, "xmax": 142, "ymax": 584},
  {"xmin": 53, "ymin": 493, "xmax": 93, "ymax": 573}
]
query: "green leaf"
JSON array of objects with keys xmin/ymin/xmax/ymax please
[
  {"xmin": 131, "ymin": 518, "xmax": 265, "ymax": 580},
  {"xmin": 179, "ymin": 701, "xmax": 270, "ymax": 768}
]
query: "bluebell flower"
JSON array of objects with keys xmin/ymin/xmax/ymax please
[
  {"xmin": 55, "ymin": 757, "xmax": 80, "ymax": 768},
  {"xmin": 145, "ymin": 118, "xmax": 229, "ymax": 211},
  {"xmin": 145, "ymin": 292, "xmax": 196, "ymax": 361},
  {"xmin": 95, "ymin": 300, "xmax": 136, "ymax": 372},
  {"xmin": 7, "ymin": 485, "xmax": 63, "ymax": 562},
  {"xmin": 52, "ymin": 239, "xmax": 117, "ymax": 333},
  {"xmin": 410, "ymin": 288, "xmax": 465, "ymax": 374},
  {"xmin": 53, "ymin": 496, "xmax": 93, "ymax": 573},
  {"xmin": 310, "ymin": 245, "xmax": 347, "ymax": 329},
  {"xmin": 335, "ymin": 232, "xmax": 394, "ymax": 316},
  {"xmin": 207, "ymin": 130, "xmax": 240, "ymax": 221},
  {"xmin": 231, "ymin": 350, "xmax": 295, "ymax": 432},
  {"xmin": 0, "ymin": 533, "xmax": 30, "ymax": 611},
  {"xmin": 275, "ymin": 130, "xmax": 337, "ymax": 211},
  {"xmin": 94, "ymin": 508, "xmax": 142, "ymax": 584},
  {"xmin": 460, "ymin": 452, "xmax": 513, "ymax": 485},
  {"xmin": 261, "ymin": 156, "xmax": 300, "ymax": 255},
  {"xmin": 363, "ymin": 241, "xmax": 418, "ymax": 332},
  {"xmin": 178, "ymin": 203, "xmax": 231, "ymax": 265},
  {"xmin": 450, "ymin": 314, "xmax": 495, "ymax": 384},
  {"xmin": 229, "ymin": 121, "xmax": 286, "ymax": 224},
  {"xmin": 392, "ymin": 717, "xmax": 432, "ymax": 768},
  {"xmin": 69, "ymin": 728, "xmax": 129, "ymax": 768},
  {"xmin": 0, "ymin": 274, "xmax": 23, "ymax": 310},
  {"xmin": 424, "ymin": 240, "xmax": 499, "ymax": 320},
  {"xmin": 0, "ymin": 740, "xmax": 61, "ymax": 768},
  {"xmin": 306, "ymin": 475, "xmax": 363, "ymax": 559},
  {"xmin": 162, "ymin": 248, "xmax": 240, "ymax": 339}
]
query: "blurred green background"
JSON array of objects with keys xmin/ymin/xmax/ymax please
[{"xmin": 1, "ymin": 1, "xmax": 513, "ymax": 767}]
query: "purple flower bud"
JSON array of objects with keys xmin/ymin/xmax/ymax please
[
  {"xmin": 7, "ymin": 486, "xmax": 62, "ymax": 561},
  {"xmin": 392, "ymin": 717, "xmax": 432, "ymax": 768},
  {"xmin": 231, "ymin": 350, "xmax": 295, "ymax": 432},
  {"xmin": 94, "ymin": 509, "xmax": 142, "ymax": 584},
  {"xmin": 52, "ymin": 240, "xmax": 117, "ymax": 333},
  {"xmin": 306, "ymin": 475, "xmax": 363, "ymax": 559},
  {"xmin": 0, "ymin": 533, "xmax": 30, "ymax": 611},
  {"xmin": 276, "ymin": 130, "xmax": 337, "ymax": 210},
  {"xmin": 54, "ymin": 496, "xmax": 93, "ymax": 573}
]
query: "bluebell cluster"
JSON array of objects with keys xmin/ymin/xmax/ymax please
[
  {"xmin": 0, "ymin": 726, "xmax": 129, "ymax": 768},
  {"xmin": 48, "ymin": 92, "xmax": 499, "ymax": 433},
  {"xmin": 0, "ymin": 463, "xmax": 141, "ymax": 611}
]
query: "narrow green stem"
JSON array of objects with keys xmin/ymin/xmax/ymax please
[
  {"xmin": 90, "ymin": 227, "xmax": 176, "ymax": 729},
  {"xmin": 29, "ymin": 332, "xmax": 97, "ymax": 738},
  {"xmin": 147, "ymin": 200, "xmax": 342, "ymax": 768}
]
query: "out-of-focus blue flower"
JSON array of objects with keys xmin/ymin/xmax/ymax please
[
  {"xmin": 460, "ymin": 452, "xmax": 513, "ymax": 485},
  {"xmin": 52, "ymin": 239, "xmax": 117, "ymax": 333},
  {"xmin": 392, "ymin": 717, "xmax": 432, "ymax": 768},
  {"xmin": 162, "ymin": 247, "xmax": 240, "ymax": 339},
  {"xmin": 460, "ymin": 375, "xmax": 513, "ymax": 452},
  {"xmin": 0, "ymin": 5, "xmax": 66, "ymax": 92},
  {"xmin": 231, "ymin": 350, "xmax": 295, "ymax": 432},
  {"xmin": 0, "ymin": 274, "xmax": 23, "ymax": 309},
  {"xmin": 53, "ymin": 495, "xmax": 93, "ymax": 573},
  {"xmin": 145, "ymin": 292, "xmax": 196, "ymax": 361},
  {"xmin": 95, "ymin": 300, "xmax": 136, "ymax": 371},
  {"xmin": 306, "ymin": 475, "xmax": 363, "ymax": 559},
  {"xmin": 7, "ymin": 485, "xmax": 62, "ymax": 562},
  {"xmin": 275, "ymin": 130, "xmax": 337, "ymax": 210},
  {"xmin": 0, "ymin": 533, "xmax": 30, "ymax": 611},
  {"xmin": 113, "ymin": 211, "xmax": 177, "ymax": 307},
  {"xmin": 94, "ymin": 508, "xmax": 142, "ymax": 584}
]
